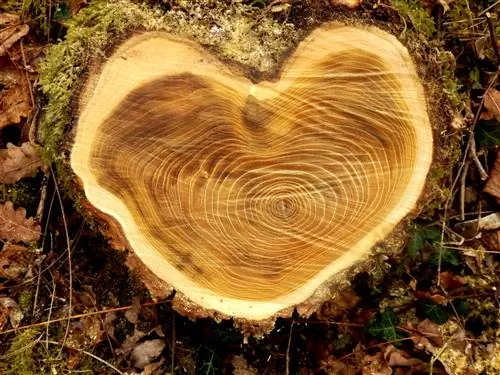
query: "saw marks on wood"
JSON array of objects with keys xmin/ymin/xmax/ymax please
[{"xmin": 71, "ymin": 25, "xmax": 433, "ymax": 319}]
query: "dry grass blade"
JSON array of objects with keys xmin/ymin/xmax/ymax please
[
  {"xmin": 0, "ymin": 201, "xmax": 41, "ymax": 242},
  {"xmin": 45, "ymin": 340, "xmax": 125, "ymax": 375}
]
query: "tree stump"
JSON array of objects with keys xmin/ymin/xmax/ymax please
[{"xmin": 71, "ymin": 24, "xmax": 433, "ymax": 322}]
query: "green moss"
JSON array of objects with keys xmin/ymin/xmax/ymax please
[
  {"xmin": 0, "ymin": 329, "xmax": 39, "ymax": 375},
  {"xmin": 17, "ymin": 289, "xmax": 33, "ymax": 312},
  {"xmin": 39, "ymin": 0, "xmax": 146, "ymax": 165},
  {"xmin": 438, "ymin": 50, "xmax": 468, "ymax": 112},
  {"xmin": 390, "ymin": 0, "xmax": 435, "ymax": 38},
  {"xmin": 0, "ymin": 179, "xmax": 39, "ymax": 212}
]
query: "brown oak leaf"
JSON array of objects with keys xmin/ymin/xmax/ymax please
[
  {"xmin": 484, "ymin": 151, "xmax": 500, "ymax": 203},
  {"xmin": 0, "ymin": 74, "xmax": 32, "ymax": 129},
  {"xmin": 0, "ymin": 201, "xmax": 41, "ymax": 243},
  {"xmin": 0, "ymin": 143, "xmax": 43, "ymax": 184},
  {"xmin": 0, "ymin": 14, "xmax": 29, "ymax": 56},
  {"xmin": 439, "ymin": 271, "xmax": 467, "ymax": 291},
  {"xmin": 0, "ymin": 296, "xmax": 23, "ymax": 328},
  {"xmin": 417, "ymin": 319, "xmax": 444, "ymax": 347},
  {"xmin": 0, "ymin": 243, "xmax": 30, "ymax": 280},
  {"xmin": 480, "ymin": 88, "xmax": 500, "ymax": 122}
]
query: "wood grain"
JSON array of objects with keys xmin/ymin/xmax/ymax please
[{"xmin": 71, "ymin": 25, "xmax": 433, "ymax": 319}]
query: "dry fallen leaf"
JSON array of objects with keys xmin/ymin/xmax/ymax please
[
  {"xmin": 0, "ymin": 302, "xmax": 10, "ymax": 330},
  {"xmin": 482, "ymin": 230, "xmax": 500, "ymax": 252},
  {"xmin": 116, "ymin": 328, "xmax": 147, "ymax": 356},
  {"xmin": 0, "ymin": 143, "xmax": 43, "ymax": 184},
  {"xmin": 0, "ymin": 296, "xmax": 23, "ymax": 328},
  {"xmin": 417, "ymin": 319, "xmax": 444, "ymax": 347},
  {"xmin": 484, "ymin": 151, "xmax": 500, "ymax": 203},
  {"xmin": 480, "ymin": 88, "xmax": 500, "ymax": 122},
  {"xmin": 362, "ymin": 351, "xmax": 392, "ymax": 375},
  {"xmin": 320, "ymin": 288, "xmax": 361, "ymax": 319},
  {"xmin": 0, "ymin": 13, "xmax": 29, "ymax": 56},
  {"xmin": 455, "ymin": 212, "xmax": 500, "ymax": 234},
  {"xmin": 0, "ymin": 74, "xmax": 33, "ymax": 129},
  {"xmin": 384, "ymin": 344, "xmax": 423, "ymax": 368},
  {"xmin": 0, "ymin": 243, "xmax": 30, "ymax": 280},
  {"xmin": 130, "ymin": 339, "xmax": 165, "ymax": 369},
  {"xmin": 125, "ymin": 296, "xmax": 141, "ymax": 324},
  {"xmin": 232, "ymin": 355, "xmax": 258, "ymax": 375},
  {"xmin": 0, "ymin": 201, "xmax": 41, "ymax": 243},
  {"xmin": 439, "ymin": 271, "xmax": 467, "ymax": 291}
]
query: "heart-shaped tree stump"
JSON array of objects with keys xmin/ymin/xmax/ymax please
[{"xmin": 71, "ymin": 24, "xmax": 433, "ymax": 321}]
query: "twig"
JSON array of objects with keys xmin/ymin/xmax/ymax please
[
  {"xmin": 459, "ymin": 160, "xmax": 470, "ymax": 221},
  {"xmin": 485, "ymin": 12, "xmax": 500, "ymax": 68},
  {"xmin": 28, "ymin": 105, "xmax": 40, "ymax": 145},
  {"xmin": 51, "ymin": 166, "xmax": 73, "ymax": 359},
  {"xmin": 35, "ymin": 170, "xmax": 51, "ymax": 222},
  {"xmin": 19, "ymin": 39, "xmax": 35, "ymax": 108},
  {"xmin": 478, "ymin": 0, "xmax": 500, "ymax": 16},
  {"xmin": 32, "ymin": 192, "xmax": 55, "ymax": 315},
  {"xmin": 45, "ymin": 340, "xmax": 124, "ymax": 375},
  {"xmin": 469, "ymin": 133, "xmax": 489, "ymax": 181},
  {"xmin": 285, "ymin": 320, "xmax": 294, "ymax": 375},
  {"xmin": 429, "ymin": 343, "xmax": 449, "ymax": 375},
  {"xmin": 45, "ymin": 269, "xmax": 56, "ymax": 349}
]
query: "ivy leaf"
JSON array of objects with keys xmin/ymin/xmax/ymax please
[
  {"xmin": 365, "ymin": 309, "xmax": 404, "ymax": 341},
  {"xmin": 455, "ymin": 299, "xmax": 468, "ymax": 317},
  {"xmin": 420, "ymin": 226, "xmax": 442, "ymax": 241},
  {"xmin": 429, "ymin": 246, "xmax": 460, "ymax": 268},
  {"xmin": 407, "ymin": 225, "xmax": 442, "ymax": 259},
  {"xmin": 417, "ymin": 301, "xmax": 452, "ymax": 325},
  {"xmin": 407, "ymin": 233, "xmax": 424, "ymax": 259}
]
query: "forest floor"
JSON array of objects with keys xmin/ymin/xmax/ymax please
[{"xmin": 0, "ymin": 0, "xmax": 499, "ymax": 374}]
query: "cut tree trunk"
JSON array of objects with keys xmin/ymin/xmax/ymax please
[{"xmin": 71, "ymin": 24, "xmax": 433, "ymax": 322}]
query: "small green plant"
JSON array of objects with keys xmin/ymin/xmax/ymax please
[
  {"xmin": 198, "ymin": 348, "xmax": 219, "ymax": 375},
  {"xmin": 390, "ymin": 0, "xmax": 436, "ymax": 37},
  {"xmin": 18, "ymin": 0, "xmax": 65, "ymax": 36},
  {"xmin": 429, "ymin": 246, "xmax": 460, "ymax": 268},
  {"xmin": 407, "ymin": 224, "xmax": 441, "ymax": 259},
  {"xmin": 417, "ymin": 300, "xmax": 452, "ymax": 325},
  {"xmin": 365, "ymin": 309, "xmax": 405, "ymax": 342}
]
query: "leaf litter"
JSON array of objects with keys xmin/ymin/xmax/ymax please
[
  {"xmin": 0, "ymin": 200, "xmax": 41, "ymax": 242},
  {"xmin": 0, "ymin": 142, "xmax": 44, "ymax": 184},
  {"xmin": 0, "ymin": 13, "xmax": 29, "ymax": 57}
]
